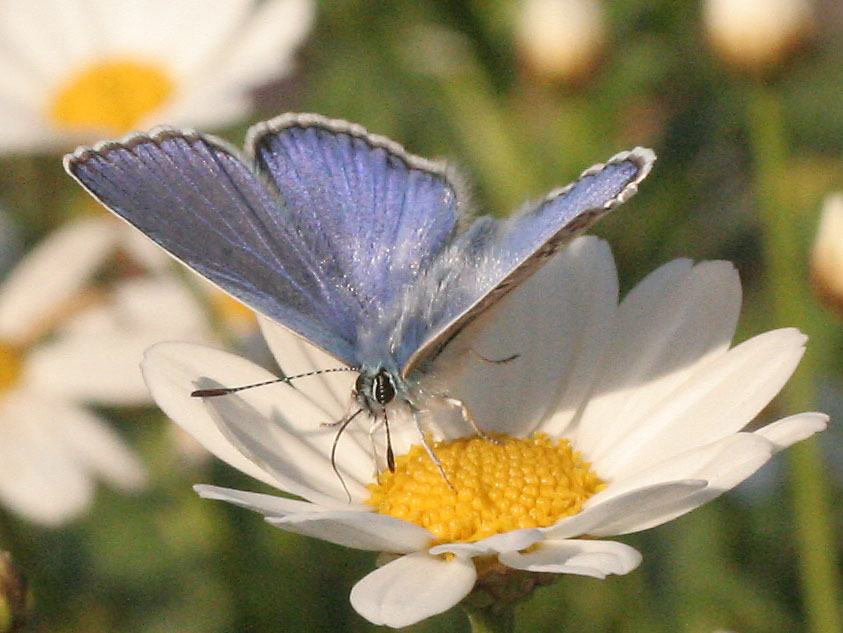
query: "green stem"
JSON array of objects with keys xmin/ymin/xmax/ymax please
[
  {"xmin": 745, "ymin": 81, "xmax": 843, "ymax": 633},
  {"xmin": 464, "ymin": 604, "xmax": 516, "ymax": 633},
  {"xmin": 436, "ymin": 56, "xmax": 541, "ymax": 214}
]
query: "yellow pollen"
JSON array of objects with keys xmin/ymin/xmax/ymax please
[
  {"xmin": 50, "ymin": 59, "xmax": 174, "ymax": 134},
  {"xmin": 366, "ymin": 434, "xmax": 605, "ymax": 544},
  {"xmin": 0, "ymin": 342, "xmax": 23, "ymax": 395}
]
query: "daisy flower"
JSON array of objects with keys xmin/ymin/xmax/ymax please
[
  {"xmin": 0, "ymin": 0, "xmax": 314, "ymax": 153},
  {"xmin": 0, "ymin": 219, "xmax": 215, "ymax": 525},
  {"xmin": 141, "ymin": 236, "xmax": 826, "ymax": 627}
]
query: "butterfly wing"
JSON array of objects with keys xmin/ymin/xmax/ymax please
[
  {"xmin": 401, "ymin": 147, "xmax": 655, "ymax": 376},
  {"xmin": 64, "ymin": 115, "xmax": 461, "ymax": 369},
  {"xmin": 247, "ymin": 113, "xmax": 460, "ymax": 312}
]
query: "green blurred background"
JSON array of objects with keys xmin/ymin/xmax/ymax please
[{"xmin": 1, "ymin": 1, "xmax": 841, "ymax": 631}]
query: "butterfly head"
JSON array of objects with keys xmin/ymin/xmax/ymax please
[{"xmin": 354, "ymin": 367, "xmax": 399, "ymax": 414}]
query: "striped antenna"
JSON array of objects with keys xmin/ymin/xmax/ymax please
[{"xmin": 190, "ymin": 366, "xmax": 358, "ymax": 398}]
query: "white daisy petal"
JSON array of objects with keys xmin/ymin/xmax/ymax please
[
  {"xmin": 754, "ymin": 412, "xmax": 828, "ymax": 450},
  {"xmin": 546, "ymin": 480, "xmax": 707, "ymax": 539},
  {"xmin": 258, "ymin": 315, "xmax": 355, "ymax": 421},
  {"xmin": 117, "ymin": 225, "xmax": 173, "ymax": 272},
  {"xmin": 47, "ymin": 401, "xmax": 146, "ymax": 490},
  {"xmin": 434, "ymin": 236, "xmax": 618, "ymax": 437},
  {"xmin": 596, "ymin": 328, "xmax": 806, "ymax": 480},
  {"xmin": 143, "ymin": 341, "xmax": 374, "ymax": 505},
  {"xmin": 26, "ymin": 331, "xmax": 158, "ymax": 405},
  {"xmin": 202, "ymin": 383, "xmax": 373, "ymax": 505},
  {"xmin": 577, "ymin": 259, "xmax": 741, "ymax": 460},
  {"xmin": 27, "ymin": 270, "xmax": 215, "ymax": 407},
  {"xmin": 188, "ymin": 0, "xmax": 315, "ymax": 89},
  {"xmin": 160, "ymin": 1, "xmax": 254, "ymax": 79},
  {"xmin": 499, "ymin": 538, "xmax": 642, "ymax": 578},
  {"xmin": 267, "ymin": 510, "xmax": 434, "ymax": 553},
  {"xmin": 587, "ymin": 433, "xmax": 778, "ymax": 535},
  {"xmin": 0, "ymin": 393, "xmax": 94, "ymax": 525},
  {"xmin": 194, "ymin": 483, "xmax": 362, "ymax": 515},
  {"xmin": 0, "ymin": 218, "xmax": 116, "ymax": 343},
  {"xmin": 142, "ymin": 342, "xmax": 297, "ymax": 491},
  {"xmin": 350, "ymin": 552, "xmax": 476, "ymax": 628},
  {"xmin": 0, "ymin": 0, "xmax": 314, "ymax": 152},
  {"xmin": 430, "ymin": 528, "xmax": 545, "ymax": 557}
]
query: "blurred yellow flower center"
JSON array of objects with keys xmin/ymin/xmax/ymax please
[
  {"xmin": 50, "ymin": 59, "xmax": 174, "ymax": 134},
  {"xmin": 0, "ymin": 342, "xmax": 23, "ymax": 394},
  {"xmin": 366, "ymin": 434, "xmax": 604, "ymax": 544},
  {"xmin": 210, "ymin": 292, "xmax": 257, "ymax": 333}
]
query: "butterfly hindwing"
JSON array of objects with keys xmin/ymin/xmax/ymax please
[{"xmin": 402, "ymin": 147, "xmax": 656, "ymax": 375}]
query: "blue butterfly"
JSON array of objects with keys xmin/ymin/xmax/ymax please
[{"xmin": 64, "ymin": 113, "xmax": 654, "ymax": 475}]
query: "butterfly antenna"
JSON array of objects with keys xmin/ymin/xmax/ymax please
[
  {"xmin": 384, "ymin": 409, "xmax": 395, "ymax": 473},
  {"xmin": 191, "ymin": 366, "xmax": 358, "ymax": 398},
  {"xmin": 330, "ymin": 408, "xmax": 365, "ymax": 502}
]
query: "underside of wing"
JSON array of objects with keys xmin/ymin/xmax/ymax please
[
  {"xmin": 64, "ymin": 129, "xmax": 359, "ymax": 365},
  {"xmin": 402, "ymin": 147, "xmax": 656, "ymax": 376}
]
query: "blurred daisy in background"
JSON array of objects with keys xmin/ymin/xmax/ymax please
[
  {"xmin": 515, "ymin": 0, "xmax": 607, "ymax": 84},
  {"xmin": 811, "ymin": 193, "xmax": 843, "ymax": 315},
  {"xmin": 0, "ymin": 219, "xmax": 216, "ymax": 526},
  {"xmin": 0, "ymin": 0, "xmax": 314, "ymax": 153},
  {"xmin": 142, "ymin": 236, "xmax": 826, "ymax": 627},
  {"xmin": 703, "ymin": 0, "xmax": 814, "ymax": 72}
]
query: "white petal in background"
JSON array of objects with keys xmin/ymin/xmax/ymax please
[
  {"xmin": 0, "ymin": 218, "xmax": 116, "ymax": 344},
  {"xmin": 23, "ymin": 275, "xmax": 214, "ymax": 405},
  {"xmin": 0, "ymin": 391, "xmax": 144, "ymax": 525}
]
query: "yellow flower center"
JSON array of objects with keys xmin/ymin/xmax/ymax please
[
  {"xmin": 0, "ymin": 342, "xmax": 23, "ymax": 395},
  {"xmin": 50, "ymin": 59, "xmax": 174, "ymax": 134},
  {"xmin": 366, "ymin": 434, "xmax": 605, "ymax": 544}
]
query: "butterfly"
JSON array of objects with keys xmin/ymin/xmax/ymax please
[{"xmin": 64, "ymin": 112, "xmax": 655, "ymax": 478}]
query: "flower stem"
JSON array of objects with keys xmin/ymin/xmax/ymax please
[
  {"xmin": 464, "ymin": 604, "xmax": 516, "ymax": 633},
  {"xmin": 746, "ymin": 80, "xmax": 843, "ymax": 633}
]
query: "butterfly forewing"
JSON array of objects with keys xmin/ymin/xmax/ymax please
[{"xmin": 65, "ymin": 129, "xmax": 360, "ymax": 365}]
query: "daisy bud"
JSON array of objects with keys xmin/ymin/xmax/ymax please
[
  {"xmin": 0, "ymin": 551, "xmax": 28, "ymax": 633},
  {"xmin": 702, "ymin": 0, "xmax": 814, "ymax": 73},
  {"xmin": 515, "ymin": 0, "xmax": 607, "ymax": 84},
  {"xmin": 810, "ymin": 193, "xmax": 843, "ymax": 314}
]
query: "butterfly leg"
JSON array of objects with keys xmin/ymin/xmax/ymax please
[
  {"xmin": 367, "ymin": 414, "xmax": 387, "ymax": 482},
  {"xmin": 441, "ymin": 395, "xmax": 500, "ymax": 444},
  {"xmin": 407, "ymin": 401, "xmax": 454, "ymax": 489}
]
